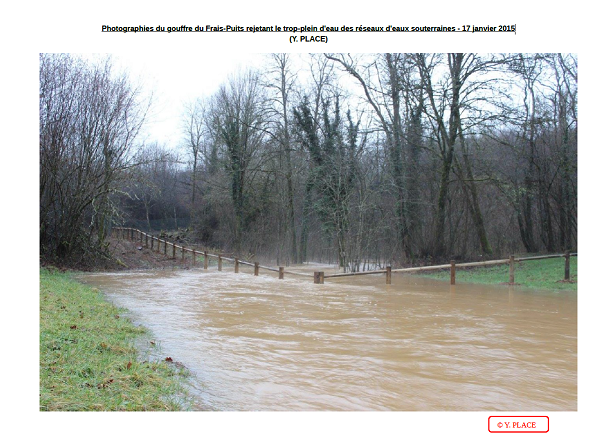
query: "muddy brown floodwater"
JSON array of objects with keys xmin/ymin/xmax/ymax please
[{"xmin": 79, "ymin": 266, "xmax": 577, "ymax": 411}]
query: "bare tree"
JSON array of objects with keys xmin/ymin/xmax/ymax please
[
  {"xmin": 183, "ymin": 97, "xmax": 207, "ymax": 205},
  {"xmin": 546, "ymin": 53, "xmax": 577, "ymax": 252},
  {"xmin": 414, "ymin": 53, "xmax": 503, "ymax": 259},
  {"xmin": 325, "ymin": 53, "xmax": 425, "ymax": 262},
  {"xmin": 40, "ymin": 54, "xmax": 149, "ymax": 265},
  {"xmin": 207, "ymin": 70, "xmax": 270, "ymax": 254},
  {"xmin": 265, "ymin": 54, "xmax": 300, "ymax": 264},
  {"xmin": 294, "ymin": 94, "xmax": 362, "ymax": 270},
  {"xmin": 125, "ymin": 143, "xmax": 177, "ymax": 232},
  {"xmin": 104, "ymin": 52, "xmax": 577, "ymax": 267}
]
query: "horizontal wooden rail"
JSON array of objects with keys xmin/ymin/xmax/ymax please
[
  {"xmin": 282, "ymin": 270, "xmax": 312, "ymax": 277},
  {"xmin": 391, "ymin": 264, "xmax": 453, "ymax": 274},
  {"xmin": 327, "ymin": 254, "xmax": 577, "ymax": 279},
  {"xmin": 454, "ymin": 259, "xmax": 511, "ymax": 269},
  {"xmin": 237, "ymin": 259, "xmax": 256, "ymax": 267},
  {"xmin": 325, "ymin": 259, "xmax": 510, "ymax": 279},
  {"xmin": 114, "ymin": 227, "xmax": 576, "ymax": 286},
  {"xmin": 326, "ymin": 269, "xmax": 387, "ymax": 278},
  {"xmin": 323, "ymin": 252, "xmax": 577, "ymax": 284},
  {"xmin": 392, "ymin": 259, "xmax": 511, "ymax": 274},
  {"xmin": 257, "ymin": 264, "xmax": 281, "ymax": 273},
  {"xmin": 113, "ymin": 226, "xmax": 287, "ymax": 275},
  {"xmin": 516, "ymin": 253, "xmax": 577, "ymax": 262}
]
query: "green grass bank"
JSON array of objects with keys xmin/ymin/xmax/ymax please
[
  {"xmin": 422, "ymin": 256, "xmax": 577, "ymax": 291},
  {"xmin": 40, "ymin": 268, "xmax": 192, "ymax": 411}
]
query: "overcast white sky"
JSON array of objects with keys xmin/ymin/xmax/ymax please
[{"xmin": 109, "ymin": 52, "xmax": 266, "ymax": 149}]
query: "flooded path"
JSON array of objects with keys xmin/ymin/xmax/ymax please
[{"xmin": 79, "ymin": 267, "xmax": 577, "ymax": 411}]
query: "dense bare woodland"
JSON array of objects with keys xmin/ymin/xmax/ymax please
[{"xmin": 40, "ymin": 53, "xmax": 577, "ymax": 269}]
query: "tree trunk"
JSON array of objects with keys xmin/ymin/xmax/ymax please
[{"xmin": 457, "ymin": 127, "xmax": 492, "ymax": 256}]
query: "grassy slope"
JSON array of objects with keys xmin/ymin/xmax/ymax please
[
  {"xmin": 423, "ymin": 256, "xmax": 578, "ymax": 291},
  {"xmin": 40, "ymin": 268, "xmax": 191, "ymax": 411}
]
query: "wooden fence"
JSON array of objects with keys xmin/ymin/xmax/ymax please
[
  {"xmin": 322, "ymin": 253, "xmax": 577, "ymax": 285},
  {"xmin": 111, "ymin": 227, "xmax": 311, "ymax": 280},
  {"xmin": 112, "ymin": 227, "xmax": 576, "ymax": 286}
]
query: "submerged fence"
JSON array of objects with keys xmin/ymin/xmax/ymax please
[
  {"xmin": 112, "ymin": 227, "xmax": 576, "ymax": 286},
  {"xmin": 111, "ymin": 227, "xmax": 311, "ymax": 280}
]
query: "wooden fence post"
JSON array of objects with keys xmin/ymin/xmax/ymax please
[
  {"xmin": 181, "ymin": 246, "xmax": 185, "ymax": 262},
  {"xmin": 204, "ymin": 252, "xmax": 208, "ymax": 269},
  {"xmin": 140, "ymin": 231, "xmax": 143, "ymax": 243},
  {"xmin": 450, "ymin": 260, "xmax": 456, "ymax": 285},
  {"xmin": 254, "ymin": 262, "xmax": 259, "ymax": 276},
  {"xmin": 565, "ymin": 251, "xmax": 570, "ymax": 280},
  {"xmin": 234, "ymin": 258, "xmax": 239, "ymax": 273},
  {"xmin": 314, "ymin": 271, "xmax": 324, "ymax": 284},
  {"xmin": 164, "ymin": 240, "xmax": 167, "ymax": 256},
  {"xmin": 172, "ymin": 243, "xmax": 176, "ymax": 259},
  {"xmin": 218, "ymin": 255, "xmax": 222, "ymax": 271},
  {"xmin": 386, "ymin": 266, "xmax": 392, "ymax": 284},
  {"xmin": 157, "ymin": 238, "xmax": 161, "ymax": 253},
  {"xmin": 193, "ymin": 250, "xmax": 196, "ymax": 266},
  {"xmin": 509, "ymin": 255, "xmax": 515, "ymax": 284},
  {"xmin": 279, "ymin": 266, "xmax": 284, "ymax": 279}
]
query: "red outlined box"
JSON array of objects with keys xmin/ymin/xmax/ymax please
[{"xmin": 488, "ymin": 416, "xmax": 549, "ymax": 433}]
